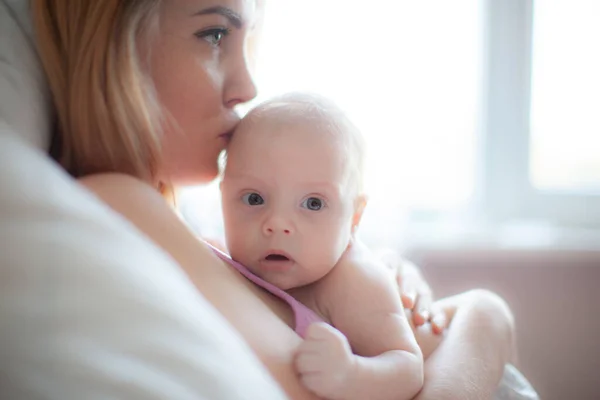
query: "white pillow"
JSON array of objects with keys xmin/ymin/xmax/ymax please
[
  {"xmin": 0, "ymin": 131, "xmax": 287, "ymax": 400},
  {"xmin": 0, "ymin": 0, "xmax": 51, "ymax": 150}
]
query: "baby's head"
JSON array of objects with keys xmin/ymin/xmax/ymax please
[{"xmin": 220, "ymin": 92, "xmax": 367, "ymax": 290}]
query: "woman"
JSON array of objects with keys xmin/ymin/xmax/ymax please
[{"xmin": 31, "ymin": 0, "xmax": 515, "ymax": 398}]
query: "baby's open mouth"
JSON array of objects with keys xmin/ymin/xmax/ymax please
[{"xmin": 266, "ymin": 254, "xmax": 290, "ymax": 261}]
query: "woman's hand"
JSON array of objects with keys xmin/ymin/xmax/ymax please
[{"xmin": 375, "ymin": 249, "xmax": 448, "ymax": 335}]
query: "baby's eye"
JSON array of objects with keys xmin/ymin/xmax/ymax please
[
  {"xmin": 242, "ymin": 192, "xmax": 264, "ymax": 206},
  {"xmin": 301, "ymin": 197, "xmax": 324, "ymax": 211}
]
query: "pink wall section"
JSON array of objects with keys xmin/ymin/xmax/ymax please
[{"xmin": 405, "ymin": 248, "xmax": 600, "ymax": 400}]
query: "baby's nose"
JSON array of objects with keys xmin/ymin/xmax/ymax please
[{"xmin": 262, "ymin": 215, "xmax": 294, "ymax": 236}]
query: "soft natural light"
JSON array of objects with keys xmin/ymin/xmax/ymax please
[
  {"xmin": 251, "ymin": 1, "xmax": 481, "ymax": 212},
  {"xmin": 530, "ymin": 0, "xmax": 600, "ymax": 192},
  {"xmin": 181, "ymin": 1, "xmax": 482, "ymax": 243},
  {"xmin": 178, "ymin": 1, "xmax": 600, "ymax": 248}
]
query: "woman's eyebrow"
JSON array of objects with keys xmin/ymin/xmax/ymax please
[{"xmin": 192, "ymin": 6, "xmax": 242, "ymax": 29}]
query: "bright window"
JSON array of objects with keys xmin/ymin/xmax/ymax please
[
  {"xmin": 180, "ymin": 0, "xmax": 600, "ymax": 249},
  {"xmin": 530, "ymin": 0, "xmax": 600, "ymax": 192},
  {"xmin": 250, "ymin": 0, "xmax": 481, "ymax": 211}
]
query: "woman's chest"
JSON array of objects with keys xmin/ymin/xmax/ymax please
[{"xmin": 191, "ymin": 257, "xmax": 301, "ymax": 350}]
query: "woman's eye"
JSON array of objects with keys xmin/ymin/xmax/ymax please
[
  {"xmin": 242, "ymin": 192, "xmax": 264, "ymax": 206},
  {"xmin": 301, "ymin": 197, "xmax": 324, "ymax": 211},
  {"xmin": 195, "ymin": 28, "xmax": 229, "ymax": 47}
]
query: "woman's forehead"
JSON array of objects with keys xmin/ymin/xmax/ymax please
[{"xmin": 164, "ymin": 0, "xmax": 257, "ymax": 22}]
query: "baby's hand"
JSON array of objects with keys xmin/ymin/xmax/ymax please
[{"xmin": 295, "ymin": 322, "xmax": 355, "ymax": 399}]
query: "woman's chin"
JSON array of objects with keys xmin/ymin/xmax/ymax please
[{"xmin": 169, "ymin": 165, "xmax": 220, "ymax": 188}]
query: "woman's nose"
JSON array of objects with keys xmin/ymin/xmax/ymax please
[{"xmin": 224, "ymin": 52, "xmax": 258, "ymax": 109}]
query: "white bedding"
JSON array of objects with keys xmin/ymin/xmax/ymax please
[
  {"xmin": 496, "ymin": 364, "xmax": 540, "ymax": 400},
  {"xmin": 1, "ymin": 1, "xmax": 286, "ymax": 398}
]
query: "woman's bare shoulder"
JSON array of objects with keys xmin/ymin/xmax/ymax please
[
  {"xmin": 79, "ymin": 173, "xmax": 210, "ymax": 270},
  {"xmin": 78, "ymin": 173, "xmax": 166, "ymax": 217},
  {"xmin": 79, "ymin": 173, "xmax": 188, "ymax": 237}
]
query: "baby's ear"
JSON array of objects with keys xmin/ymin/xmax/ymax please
[{"xmin": 352, "ymin": 194, "xmax": 368, "ymax": 232}]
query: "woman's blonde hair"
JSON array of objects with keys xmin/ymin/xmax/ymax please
[{"xmin": 31, "ymin": 0, "xmax": 163, "ymax": 183}]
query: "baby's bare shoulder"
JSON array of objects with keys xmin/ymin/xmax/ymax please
[{"xmin": 315, "ymin": 255, "xmax": 399, "ymax": 319}]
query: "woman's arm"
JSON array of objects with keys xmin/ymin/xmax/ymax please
[
  {"xmin": 357, "ymin": 245, "xmax": 516, "ymax": 399},
  {"xmin": 357, "ymin": 243, "xmax": 516, "ymax": 400},
  {"xmin": 414, "ymin": 290, "xmax": 516, "ymax": 400}
]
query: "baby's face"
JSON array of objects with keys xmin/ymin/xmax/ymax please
[{"xmin": 220, "ymin": 117, "xmax": 361, "ymax": 290}]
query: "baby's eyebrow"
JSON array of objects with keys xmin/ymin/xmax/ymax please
[{"xmin": 303, "ymin": 182, "xmax": 343, "ymax": 197}]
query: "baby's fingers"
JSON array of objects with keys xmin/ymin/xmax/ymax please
[
  {"xmin": 295, "ymin": 350, "xmax": 322, "ymax": 375},
  {"xmin": 305, "ymin": 322, "xmax": 344, "ymax": 344}
]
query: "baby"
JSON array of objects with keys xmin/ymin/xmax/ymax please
[{"xmin": 219, "ymin": 92, "xmax": 424, "ymax": 400}]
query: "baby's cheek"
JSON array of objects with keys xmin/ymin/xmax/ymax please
[
  {"xmin": 228, "ymin": 239, "xmax": 256, "ymax": 272},
  {"xmin": 335, "ymin": 222, "xmax": 354, "ymax": 253},
  {"xmin": 224, "ymin": 220, "xmax": 249, "ymax": 256},
  {"xmin": 320, "ymin": 227, "xmax": 351, "ymax": 265}
]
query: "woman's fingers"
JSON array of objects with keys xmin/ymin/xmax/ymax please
[
  {"xmin": 400, "ymin": 290, "xmax": 416, "ymax": 310},
  {"xmin": 399, "ymin": 260, "xmax": 434, "ymax": 326},
  {"xmin": 430, "ymin": 313, "xmax": 447, "ymax": 335},
  {"xmin": 378, "ymin": 249, "xmax": 415, "ymax": 310},
  {"xmin": 412, "ymin": 286, "xmax": 434, "ymax": 325},
  {"xmin": 429, "ymin": 294, "xmax": 464, "ymax": 334},
  {"xmin": 377, "ymin": 248, "xmax": 439, "ymax": 328},
  {"xmin": 412, "ymin": 308, "xmax": 431, "ymax": 327}
]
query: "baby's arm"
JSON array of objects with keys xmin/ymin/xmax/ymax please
[{"xmin": 295, "ymin": 248, "xmax": 424, "ymax": 400}]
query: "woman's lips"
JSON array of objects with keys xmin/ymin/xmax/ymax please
[
  {"xmin": 219, "ymin": 131, "xmax": 233, "ymax": 143},
  {"xmin": 219, "ymin": 119, "xmax": 239, "ymax": 144}
]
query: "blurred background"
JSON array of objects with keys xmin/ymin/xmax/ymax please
[{"xmin": 180, "ymin": 1, "xmax": 600, "ymax": 398}]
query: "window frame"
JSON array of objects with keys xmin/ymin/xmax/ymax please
[{"xmin": 478, "ymin": 0, "xmax": 600, "ymax": 228}]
